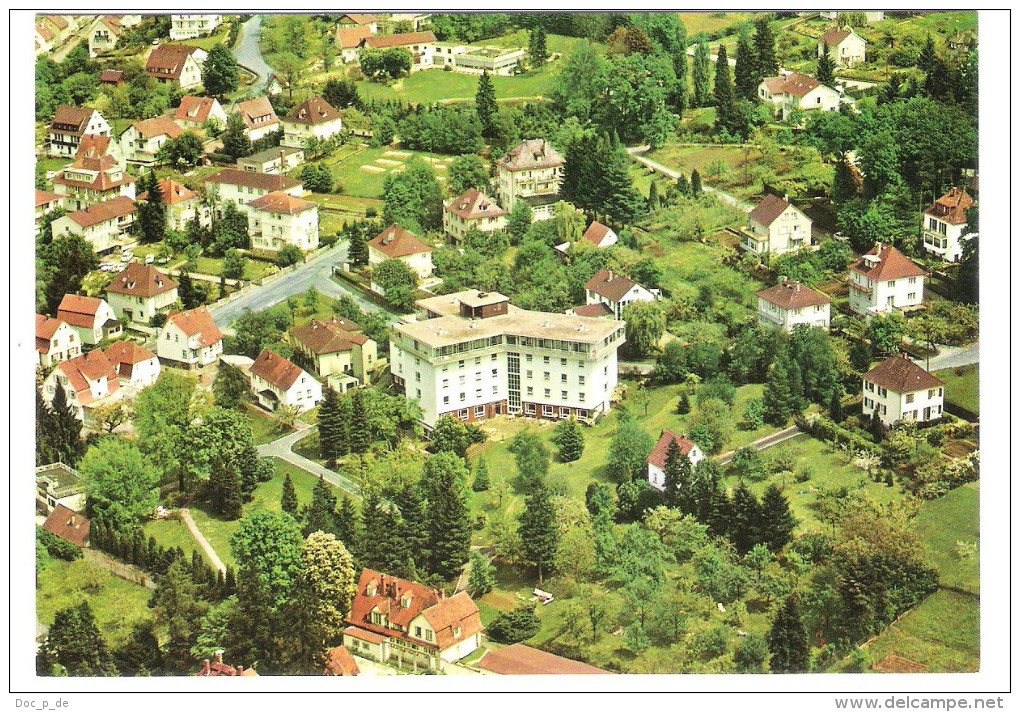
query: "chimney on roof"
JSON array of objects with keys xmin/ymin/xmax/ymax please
[
  {"xmin": 215, "ymin": 650, "xmax": 224, "ymax": 664},
  {"xmin": 607, "ymin": 270, "xmax": 614, "ymax": 281},
  {"xmin": 236, "ymin": 665, "xmax": 245, "ymax": 674},
  {"xmin": 202, "ymin": 659, "xmax": 211, "ymax": 675}
]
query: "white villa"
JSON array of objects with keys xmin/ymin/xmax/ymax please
[
  {"xmin": 157, "ymin": 306, "xmax": 223, "ymax": 368},
  {"xmin": 56, "ymin": 294, "xmax": 122, "ymax": 346},
  {"xmin": 443, "ymin": 188, "xmax": 506, "ymax": 243},
  {"xmin": 104, "ymin": 340, "xmax": 161, "ymax": 387},
  {"xmin": 818, "ymin": 27, "xmax": 867, "ymax": 67},
  {"xmin": 755, "ymin": 279, "xmax": 831, "ymax": 332},
  {"xmin": 494, "ymin": 139, "xmax": 565, "ymax": 221},
  {"xmin": 249, "ymin": 348, "xmax": 323, "ymax": 413},
  {"xmin": 119, "ymin": 116, "xmax": 184, "ymax": 166},
  {"xmin": 367, "ymin": 224, "xmax": 434, "ymax": 285},
  {"xmin": 247, "ymin": 192, "xmax": 319, "ymax": 253},
  {"xmin": 584, "ymin": 269, "xmax": 658, "ymax": 320},
  {"xmin": 280, "ymin": 96, "xmax": 344, "ymax": 149},
  {"xmin": 741, "ymin": 195, "xmax": 812, "ymax": 256},
  {"xmin": 137, "ymin": 178, "xmax": 210, "ymax": 232},
  {"xmin": 203, "ymin": 169, "xmax": 302, "ymax": 216},
  {"xmin": 862, "ymin": 355, "xmax": 945, "ymax": 427},
  {"xmin": 758, "ymin": 73, "xmax": 841, "ymax": 120},
  {"xmin": 42, "ymin": 350, "xmax": 121, "ymax": 421},
  {"xmin": 47, "ymin": 105, "xmax": 111, "ymax": 158},
  {"xmin": 848, "ymin": 242, "xmax": 926, "ymax": 316},
  {"xmin": 174, "ymin": 96, "xmax": 228, "ymax": 131},
  {"xmin": 646, "ymin": 429, "xmax": 705, "ymax": 492},
  {"xmin": 51, "ymin": 196, "xmax": 137, "ymax": 255},
  {"xmin": 104, "ymin": 263, "xmax": 180, "ymax": 327},
  {"xmin": 36, "ymin": 315, "xmax": 81, "ymax": 369},
  {"xmin": 923, "ymin": 187, "xmax": 975, "ymax": 263}
]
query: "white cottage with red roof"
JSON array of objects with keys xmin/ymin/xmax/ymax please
[
  {"xmin": 367, "ymin": 224, "xmax": 434, "ymax": 284},
  {"xmin": 104, "ymin": 263, "xmax": 180, "ymax": 326},
  {"xmin": 145, "ymin": 44, "xmax": 206, "ymax": 90},
  {"xmin": 47, "ymin": 105, "xmax": 111, "ymax": 158},
  {"xmin": 923, "ymin": 187, "xmax": 975, "ymax": 263},
  {"xmin": 56, "ymin": 294, "xmax": 122, "ymax": 346},
  {"xmin": 43, "ymin": 350, "xmax": 121, "ymax": 420},
  {"xmin": 741, "ymin": 194, "xmax": 811, "ymax": 256},
  {"xmin": 280, "ymin": 96, "xmax": 344, "ymax": 149},
  {"xmin": 848, "ymin": 242, "xmax": 926, "ymax": 316},
  {"xmin": 52, "ymin": 135, "xmax": 135, "ymax": 210},
  {"xmin": 230, "ymin": 96, "xmax": 280, "ymax": 141},
  {"xmin": 646, "ymin": 429, "xmax": 704, "ymax": 492},
  {"xmin": 343, "ymin": 569, "xmax": 483, "ymax": 671},
  {"xmin": 174, "ymin": 96, "xmax": 228, "ymax": 131},
  {"xmin": 36, "ymin": 315, "xmax": 81, "ymax": 368},
  {"xmin": 249, "ymin": 348, "xmax": 323, "ymax": 413},
  {"xmin": 104, "ymin": 340, "xmax": 160, "ymax": 387},
  {"xmin": 51, "ymin": 196, "xmax": 137, "ymax": 254},
  {"xmin": 755, "ymin": 279, "xmax": 831, "ymax": 332},
  {"xmin": 119, "ymin": 116, "xmax": 185, "ymax": 166},
  {"xmin": 758, "ymin": 73, "xmax": 840, "ymax": 120},
  {"xmin": 862, "ymin": 354, "xmax": 944, "ymax": 427},
  {"xmin": 818, "ymin": 27, "xmax": 866, "ymax": 67},
  {"xmin": 494, "ymin": 139, "xmax": 565, "ymax": 220},
  {"xmin": 247, "ymin": 191, "xmax": 319, "ymax": 252},
  {"xmin": 443, "ymin": 188, "xmax": 506, "ymax": 243},
  {"xmin": 584, "ymin": 269, "xmax": 658, "ymax": 320},
  {"xmin": 157, "ymin": 306, "xmax": 223, "ymax": 367}
]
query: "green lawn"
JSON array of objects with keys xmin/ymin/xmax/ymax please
[
  {"xmin": 193, "ymin": 255, "xmax": 276, "ymax": 281},
  {"xmin": 36, "ymin": 558, "xmax": 153, "ymax": 647},
  {"xmin": 933, "ymin": 364, "xmax": 979, "ymax": 416},
  {"xmin": 37, "ymin": 156, "xmax": 70, "ymax": 175},
  {"xmin": 142, "ymin": 517, "xmax": 209, "ymax": 563},
  {"xmin": 245, "ymin": 405, "xmax": 290, "ymax": 445},
  {"xmin": 678, "ymin": 12, "xmax": 758, "ymax": 36},
  {"xmin": 168, "ymin": 22, "xmax": 231, "ymax": 50},
  {"xmin": 913, "ymin": 482, "xmax": 979, "ymax": 595},
  {"xmin": 304, "ymin": 145, "xmax": 456, "ymax": 200}
]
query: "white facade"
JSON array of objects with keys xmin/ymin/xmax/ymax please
[
  {"xmin": 818, "ymin": 30, "xmax": 867, "ymax": 67},
  {"xmin": 206, "ymin": 177, "xmax": 303, "ymax": 216},
  {"xmin": 119, "ymin": 126, "xmax": 177, "ymax": 166},
  {"xmin": 647, "ymin": 446, "xmax": 705, "ymax": 492},
  {"xmin": 59, "ymin": 299, "xmax": 119, "ymax": 346},
  {"xmin": 251, "ymin": 367, "xmax": 323, "ymax": 413},
  {"xmin": 281, "ymin": 115, "xmax": 344, "ymax": 150},
  {"xmin": 106, "ymin": 288, "xmax": 179, "ymax": 327},
  {"xmin": 37, "ymin": 320, "xmax": 82, "ymax": 369},
  {"xmin": 170, "ymin": 14, "xmax": 222, "ymax": 40},
  {"xmin": 923, "ymin": 218, "xmax": 972, "ymax": 263},
  {"xmin": 52, "ymin": 205, "xmax": 136, "ymax": 255},
  {"xmin": 849, "ymin": 271, "xmax": 924, "ymax": 315},
  {"xmin": 115, "ymin": 354, "xmax": 161, "ymax": 387},
  {"xmin": 757, "ymin": 298, "xmax": 830, "ymax": 332},
  {"xmin": 368, "ymin": 247, "xmax": 434, "ymax": 281},
  {"xmin": 863, "ymin": 378, "xmax": 944, "ymax": 427},
  {"xmin": 757, "ymin": 80, "xmax": 840, "ymax": 119},
  {"xmin": 248, "ymin": 201, "xmax": 319, "ymax": 252},
  {"xmin": 157, "ymin": 319, "xmax": 223, "ymax": 367},
  {"xmin": 585, "ymin": 284, "xmax": 658, "ymax": 320},
  {"xmin": 743, "ymin": 202, "xmax": 812, "ymax": 256}
]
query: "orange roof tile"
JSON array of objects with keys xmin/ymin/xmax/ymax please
[
  {"xmin": 137, "ymin": 178, "xmax": 198, "ymax": 205},
  {"xmin": 336, "ymin": 25, "xmax": 372, "ymax": 48},
  {"xmin": 54, "ymin": 350, "xmax": 120, "ymax": 405},
  {"xmin": 647, "ymin": 429, "xmax": 697, "ymax": 469},
  {"xmin": 175, "ymin": 95, "xmax": 220, "ymax": 123},
  {"xmin": 925, "ymin": 187, "xmax": 974, "ymax": 226},
  {"xmin": 233, "ymin": 97, "xmax": 279, "ymax": 130},
  {"xmin": 105, "ymin": 262, "xmax": 178, "ymax": 298},
  {"xmin": 248, "ymin": 191, "xmax": 316, "ymax": 215},
  {"xmin": 864, "ymin": 355, "xmax": 943, "ymax": 394},
  {"xmin": 250, "ymin": 348, "xmax": 307, "ymax": 391},
  {"xmin": 478, "ymin": 644, "xmax": 611, "ymax": 675},
  {"xmin": 57, "ymin": 294, "xmax": 106, "ymax": 327},
  {"xmin": 284, "ymin": 96, "xmax": 342, "ymax": 126},
  {"xmin": 850, "ymin": 243, "xmax": 927, "ymax": 281},
  {"xmin": 762, "ymin": 72, "xmax": 822, "ymax": 97},
  {"xmin": 290, "ymin": 317, "xmax": 368, "ymax": 355},
  {"xmin": 131, "ymin": 115, "xmax": 184, "ymax": 140},
  {"xmin": 367, "ymin": 224, "xmax": 432, "ymax": 258},
  {"xmin": 166, "ymin": 306, "xmax": 222, "ymax": 346}
]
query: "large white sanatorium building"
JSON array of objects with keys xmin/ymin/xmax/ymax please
[{"xmin": 390, "ymin": 290, "xmax": 625, "ymax": 427}]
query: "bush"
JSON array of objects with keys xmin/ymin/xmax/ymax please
[
  {"xmin": 36, "ymin": 527, "xmax": 82, "ymax": 561},
  {"xmin": 486, "ymin": 605, "xmax": 540, "ymax": 644},
  {"xmin": 698, "ymin": 376, "xmax": 736, "ymax": 406},
  {"xmin": 277, "ymin": 244, "xmax": 302, "ymax": 267}
]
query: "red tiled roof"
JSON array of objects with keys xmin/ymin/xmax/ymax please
[
  {"xmin": 342, "ymin": 625, "xmax": 385, "ymax": 644},
  {"xmin": 756, "ymin": 280, "xmax": 831, "ymax": 310},
  {"xmin": 53, "ymin": 169, "xmax": 135, "ymax": 193},
  {"xmin": 105, "ymin": 339, "xmax": 156, "ymax": 367},
  {"xmin": 97, "ymin": 15, "xmax": 123, "ymax": 34},
  {"xmin": 99, "ymin": 69, "xmax": 124, "ymax": 83},
  {"xmin": 647, "ymin": 429, "xmax": 697, "ymax": 469},
  {"xmin": 250, "ymin": 348, "xmax": 307, "ymax": 391},
  {"xmin": 850, "ymin": 243, "xmax": 927, "ymax": 281},
  {"xmin": 131, "ymin": 115, "xmax": 184, "ymax": 140},
  {"xmin": 146, "ymin": 44, "xmax": 201, "ymax": 81},
  {"xmin": 762, "ymin": 73, "xmax": 822, "ymax": 97},
  {"xmin": 166, "ymin": 306, "xmax": 222, "ymax": 346},
  {"xmin": 57, "ymin": 294, "xmax": 105, "ymax": 327},
  {"xmin": 749, "ymin": 194, "xmax": 795, "ymax": 227},
  {"xmin": 284, "ymin": 96, "xmax": 342, "ymax": 125},
  {"xmin": 43, "ymin": 15, "xmax": 69, "ymax": 30},
  {"xmin": 496, "ymin": 139, "xmax": 564, "ymax": 172},
  {"xmin": 364, "ymin": 31, "xmax": 436, "ymax": 49},
  {"xmin": 137, "ymin": 178, "xmax": 198, "ymax": 205},
  {"xmin": 37, "ymin": 23, "xmax": 55, "ymax": 41},
  {"xmin": 581, "ymin": 221, "xmax": 614, "ymax": 247},
  {"xmin": 585, "ymin": 269, "xmax": 639, "ymax": 302},
  {"xmin": 422, "ymin": 591, "xmax": 483, "ymax": 650},
  {"xmin": 248, "ymin": 191, "xmax": 316, "ymax": 215},
  {"xmin": 445, "ymin": 188, "xmax": 505, "ymax": 221},
  {"xmin": 570, "ymin": 303, "xmax": 614, "ymax": 318},
  {"xmin": 105, "ymin": 262, "xmax": 178, "ymax": 298},
  {"xmin": 925, "ymin": 187, "xmax": 974, "ymax": 226},
  {"xmin": 175, "ymin": 95, "xmax": 219, "ymax": 123},
  {"xmin": 864, "ymin": 355, "xmax": 943, "ymax": 394},
  {"xmin": 50, "ymin": 105, "xmax": 97, "ymax": 135},
  {"xmin": 63, "ymin": 196, "xmax": 137, "ymax": 228},
  {"xmin": 42, "ymin": 504, "xmax": 90, "ymax": 547},
  {"xmin": 290, "ymin": 317, "xmax": 368, "ymax": 355},
  {"xmin": 336, "ymin": 25, "xmax": 372, "ymax": 48},
  {"xmin": 36, "ymin": 189, "xmax": 63, "ymax": 208},
  {"xmin": 233, "ymin": 97, "xmax": 279, "ymax": 130},
  {"xmin": 36, "ymin": 314, "xmax": 67, "ymax": 352},
  {"xmin": 820, "ymin": 27, "xmax": 853, "ymax": 46},
  {"xmin": 53, "ymin": 350, "xmax": 120, "ymax": 405},
  {"xmin": 477, "ymin": 644, "xmax": 611, "ymax": 675},
  {"xmin": 323, "ymin": 646, "xmax": 360, "ymax": 676},
  {"xmin": 204, "ymin": 168, "xmax": 300, "ymax": 191},
  {"xmin": 367, "ymin": 224, "xmax": 432, "ymax": 258},
  {"xmin": 341, "ymin": 13, "xmax": 377, "ymax": 25},
  {"xmin": 196, "ymin": 658, "xmax": 258, "ymax": 677}
]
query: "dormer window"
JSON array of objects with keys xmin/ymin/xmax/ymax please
[
  {"xmin": 367, "ymin": 583, "xmax": 377, "ymax": 597},
  {"xmin": 400, "ymin": 594, "xmax": 412, "ymax": 608}
]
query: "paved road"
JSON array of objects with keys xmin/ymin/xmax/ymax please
[
  {"xmin": 232, "ymin": 15, "xmax": 274, "ymax": 95},
  {"xmin": 915, "ymin": 342, "xmax": 979, "ymax": 372},
  {"xmin": 627, "ymin": 146, "xmax": 755, "ymax": 211},
  {"xmin": 257, "ymin": 427, "xmax": 363, "ymax": 498},
  {"xmin": 208, "ymin": 243, "xmax": 398, "ymax": 330},
  {"xmin": 178, "ymin": 508, "xmax": 227, "ymax": 573},
  {"xmin": 715, "ymin": 425, "xmax": 804, "ymax": 465}
]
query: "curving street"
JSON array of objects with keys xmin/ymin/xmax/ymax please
[{"xmin": 232, "ymin": 14, "xmax": 274, "ymax": 95}]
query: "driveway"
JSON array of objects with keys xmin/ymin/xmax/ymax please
[
  {"xmin": 627, "ymin": 146, "xmax": 755, "ymax": 212},
  {"xmin": 914, "ymin": 342, "xmax": 979, "ymax": 372},
  {"xmin": 257, "ymin": 427, "xmax": 363, "ymax": 498},
  {"xmin": 232, "ymin": 15, "xmax": 274, "ymax": 95}
]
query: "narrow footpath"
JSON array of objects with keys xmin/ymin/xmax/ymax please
[
  {"xmin": 714, "ymin": 425, "xmax": 804, "ymax": 465},
  {"xmin": 178, "ymin": 508, "xmax": 227, "ymax": 573}
]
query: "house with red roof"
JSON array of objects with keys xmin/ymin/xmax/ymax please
[
  {"xmin": 367, "ymin": 224, "xmax": 434, "ymax": 286},
  {"xmin": 35, "ymin": 190, "xmax": 65, "ymax": 235},
  {"xmin": 105, "ymin": 340, "xmax": 161, "ymax": 387},
  {"xmin": 56, "ymin": 294, "xmax": 122, "ymax": 346},
  {"xmin": 323, "ymin": 646, "xmax": 360, "ymax": 676},
  {"xmin": 104, "ymin": 263, "xmax": 180, "ymax": 326},
  {"xmin": 99, "ymin": 69, "xmax": 125, "ymax": 87},
  {"xmin": 281, "ymin": 96, "xmax": 344, "ymax": 149},
  {"xmin": 741, "ymin": 194, "xmax": 812, "ymax": 256},
  {"xmin": 35, "ymin": 21, "xmax": 55, "ymax": 53},
  {"xmin": 287, "ymin": 316, "xmax": 378, "ymax": 390},
  {"xmin": 51, "ymin": 196, "xmax": 137, "ymax": 255},
  {"xmin": 43, "ymin": 350, "xmax": 121, "ymax": 420},
  {"xmin": 755, "ymin": 279, "xmax": 831, "ymax": 332},
  {"xmin": 249, "ymin": 348, "xmax": 323, "ymax": 413},
  {"xmin": 646, "ymin": 429, "xmax": 704, "ymax": 492},
  {"xmin": 584, "ymin": 269, "xmax": 658, "ymax": 320},
  {"xmin": 137, "ymin": 177, "xmax": 209, "ymax": 232},
  {"xmin": 230, "ymin": 96, "xmax": 280, "ymax": 141},
  {"xmin": 120, "ymin": 116, "xmax": 185, "ymax": 166},
  {"xmin": 46, "ymin": 104, "xmax": 111, "ymax": 158},
  {"xmin": 494, "ymin": 139, "xmax": 565, "ymax": 220},
  {"xmin": 87, "ymin": 15, "xmax": 122, "ymax": 58},
  {"xmin": 863, "ymin": 354, "xmax": 944, "ymax": 427},
  {"xmin": 555, "ymin": 220, "xmax": 619, "ymax": 256},
  {"xmin": 336, "ymin": 26, "xmax": 373, "ymax": 63},
  {"xmin": 36, "ymin": 314, "xmax": 81, "ymax": 368},
  {"xmin": 247, "ymin": 191, "xmax": 320, "ymax": 252},
  {"xmin": 364, "ymin": 31, "xmax": 438, "ymax": 71},
  {"xmin": 817, "ymin": 26, "xmax": 866, "ymax": 66},
  {"xmin": 51, "ymin": 134, "xmax": 135, "ymax": 210},
  {"xmin": 145, "ymin": 44, "xmax": 207, "ymax": 90},
  {"xmin": 338, "ymin": 13, "xmax": 379, "ymax": 32},
  {"xmin": 443, "ymin": 188, "xmax": 506, "ymax": 243},
  {"xmin": 174, "ymin": 95, "xmax": 228, "ymax": 131},
  {"xmin": 157, "ymin": 306, "xmax": 223, "ymax": 367},
  {"xmin": 343, "ymin": 568, "xmax": 483, "ymax": 671},
  {"xmin": 757, "ymin": 72, "xmax": 841, "ymax": 120},
  {"xmin": 848, "ymin": 242, "xmax": 927, "ymax": 316},
  {"xmin": 42, "ymin": 505, "xmax": 91, "ymax": 547},
  {"xmin": 203, "ymin": 168, "xmax": 302, "ymax": 216},
  {"xmin": 476, "ymin": 644, "xmax": 610, "ymax": 675},
  {"xmin": 195, "ymin": 650, "xmax": 258, "ymax": 677},
  {"xmin": 922, "ymin": 187, "xmax": 975, "ymax": 263}
]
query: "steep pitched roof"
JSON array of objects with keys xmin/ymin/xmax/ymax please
[
  {"xmin": 248, "ymin": 191, "xmax": 316, "ymax": 215},
  {"xmin": 53, "ymin": 350, "xmax": 120, "ymax": 405},
  {"xmin": 233, "ymin": 97, "xmax": 279, "ymax": 129},
  {"xmin": 762, "ymin": 72, "xmax": 822, "ymax": 97},
  {"xmin": 477, "ymin": 644, "xmax": 611, "ymax": 675},
  {"xmin": 63, "ymin": 196, "xmax": 137, "ymax": 228},
  {"xmin": 69, "ymin": 134, "xmax": 118, "ymax": 172},
  {"xmin": 421, "ymin": 591, "xmax": 484, "ymax": 651},
  {"xmin": 755, "ymin": 279, "xmax": 831, "ymax": 310},
  {"xmin": 105, "ymin": 262, "xmax": 178, "ymax": 298},
  {"xmin": 820, "ymin": 27, "xmax": 854, "ymax": 46},
  {"xmin": 496, "ymin": 139, "xmax": 564, "ymax": 171},
  {"xmin": 864, "ymin": 354, "xmax": 943, "ymax": 393},
  {"xmin": 50, "ymin": 104, "xmax": 95, "ymax": 133},
  {"xmin": 146, "ymin": 44, "xmax": 201, "ymax": 80},
  {"xmin": 137, "ymin": 178, "xmax": 198, "ymax": 205},
  {"xmin": 284, "ymin": 96, "xmax": 341, "ymax": 125},
  {"xmin": 367, "ymin": 224, "xmax": 432, "ymax": 258},
  {"xmin": 105, "ymin": 340, "xmax": 156, "ymax": 366},
  {"xmin": 569, "ymin": 302, "xmax": 614, "ymax": 318},
  {"xmin": 250, "ymin": 348, "xmax": 308, "ymax": 391},
  {"xmin": 323, "ymin": 646, "xmax": 359, "ymax": 676},
  {"xmin": 581, "ymin": 221, "xmax": 614, "ymax": 247},
  {"xmin": 57, "ymin": 294, "xmax": 105, "ymax": 327},
  {"xmin": 647, "ymin": 429, "xmax": 698, "ymax": 469},
  {"xmin": 42, "ymin": 504, "xmax": 90, "ymax": 547},
  {"xmin": 585, "ymin": 268, "xmax": 639, "ymax": 302},
  {"xmin": 289, "ymin": 317, "xmax": 368, "ymax": 355},
  {"xmin": 175, "ymin": 95, "xmax": 220, "ymax": 123},
  {"xmin": 340, "ymin": 13, "xmax": 377, "ymax": 25},
  {"xmin": 336, "ymin": 25, "xmax": 372, "ymax": 49},
  {"xmin": 166, "ymin": 306, "xmax": 222, "ymax": 346},
  {"xmin": 130, "ymin": 115, "xmax": 184, "ymax": 140},
  {"xmin": 445, "ymin": 188, "xmax": 505, "ymax": 220},
  {"xmin": 36, "ymin": 189, "xmax": 63, "ymax": 208},
  {"xmin": 748, "ymin": 194, "xmax": 795, "ymax": 227},
  {"xmin": 925, "ymin": 187, "xmax": 974, "ymax": 226},
  {"xmin": 204, "ymin": 168, "xmax": 300, "ymax": 192},
  {"xmin": 364, "ymin": 31, "xmax": 436, "ymax": 49},
  {"xmin": 36, "ymin": 314, "xmax": 68, "ymax": 352},
  {"xmin": 850, "ymin": 243, "xmax": 927, "ymax": 281}
]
